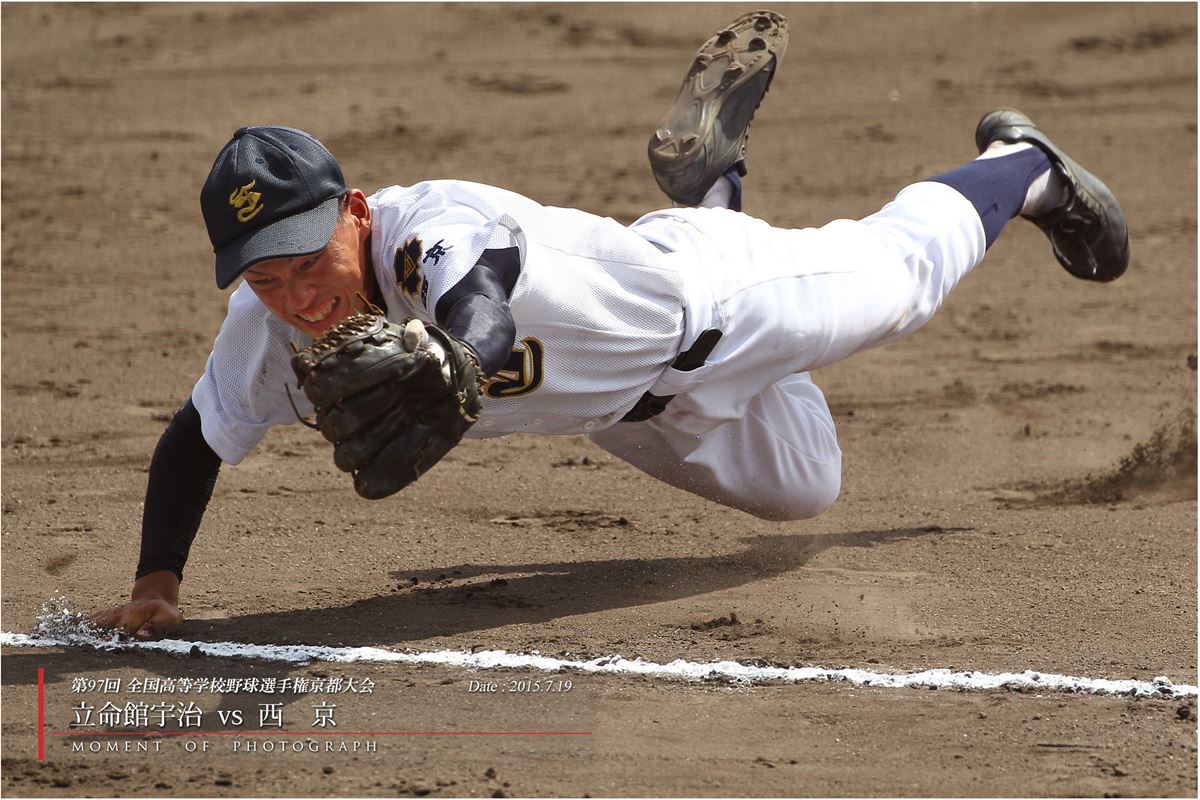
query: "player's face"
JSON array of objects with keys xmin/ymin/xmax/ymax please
[{"xmin": 243, "ymin": 191, "xmax": 373, "ymax": 337}]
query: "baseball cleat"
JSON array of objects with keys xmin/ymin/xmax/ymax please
[
  {"xmin": 649, "ymin": 10, "xmax": 788, "ymax": 207},
  {"xmin": 975, "ymin": 108, "xmax": 1130, "ymax": 281}
]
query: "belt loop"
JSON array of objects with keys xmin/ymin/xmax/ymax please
[{"xmin": 621, "ymin": 329, "xmax": 723, "ymax": 423}]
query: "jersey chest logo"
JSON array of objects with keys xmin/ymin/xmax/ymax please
[
  {"xmin": 484, "ymin": 337, "xmax": 544, "ymax": 399},
  {"xmin": 394, "ymin": 237, "xmax": 428, "ymax": 304}
]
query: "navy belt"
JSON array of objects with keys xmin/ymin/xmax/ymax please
[{"xmin": 621, "ymin": 329, "xmax": 723, "ymax": 423}]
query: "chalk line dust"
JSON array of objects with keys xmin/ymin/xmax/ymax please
[{"xmin": 2, "ymin": 631, "xmax": 1194, "ymax": 700}]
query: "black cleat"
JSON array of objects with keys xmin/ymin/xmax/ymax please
[
  {"xmin": 975, "ymin": 108, "xmax": 1129, "ymax": 281},
  {"xmin": 649, "ymin": 10, "xmax": 788, "ymax": 207}
]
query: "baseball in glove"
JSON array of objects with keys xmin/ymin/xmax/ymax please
[{"xmin": 290, "ymin": 311, "xmax": 484, "ymax": 499}]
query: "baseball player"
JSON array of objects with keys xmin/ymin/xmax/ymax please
[{"xmin": 91, "ymin": 10, "xmax": 1128, "ymax": 637}]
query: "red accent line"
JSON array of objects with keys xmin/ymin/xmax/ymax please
[
  {"xmin": 53, "ymin": 730, "xmax": 591, "ymax": 736},
  {"xmin": 37, "ymin": 669, "xmax": 45, "ymax": 760}
]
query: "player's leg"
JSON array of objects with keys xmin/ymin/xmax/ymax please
[
  {"xmin": 617, "ymin": 111, "xmax": 1129, "ymax": 518},
  {"xmin": 635, "ymin": 110, "xmax": 1129, "ymax": 427},
  {"xmin": 633, "ymin": 178, "xmax": 985, "ymax": 435},
  {"xmin": 589, "ymin": 372, "xmax": 841, "ymax": 521}
]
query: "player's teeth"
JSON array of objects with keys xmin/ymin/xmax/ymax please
[{"xmin": 300, "ymin": 299, "xmax": 334, "ymax": 322}]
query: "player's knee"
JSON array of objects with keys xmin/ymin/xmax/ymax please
[
  {"xmin": 795, "ymin": 465, "xmax": 842, "ymax": 519},
  {"xmin": 739, "ymin": 459, "xmax": 842, "ymax": 522},
  {"xmin": 767, "ymin": 480, "xmax": 841, "ymax": 521}
]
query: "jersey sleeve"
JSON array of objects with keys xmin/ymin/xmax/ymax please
[
  {"xmin": 370, "ymin": 183, "xmax": 525, "ymax": 321},
  {"xmin": 190, "ymin": 284, "xmax": 314, "ymax": 465}
]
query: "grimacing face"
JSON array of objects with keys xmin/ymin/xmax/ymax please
[{"xmin": 242, "ymin": 190, "xmax": 374, "ymax": 337}]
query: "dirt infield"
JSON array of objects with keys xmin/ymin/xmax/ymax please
[{"xmin": 2, "ymin": 3, "xmax": 1196, "ymax": 796}]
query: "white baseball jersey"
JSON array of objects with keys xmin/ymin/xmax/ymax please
[
  {"xmin": 367, "ymin": 181, "xmax": 692, "ymax": 437},
  {"xmin": 192, "ymin": 180, "xmax": 695, "ymax": 465}
]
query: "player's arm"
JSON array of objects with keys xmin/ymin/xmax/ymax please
[
  {"xmin": 434, "ymin": 246, "xmax": 520, "ymax": 375},
  {"xmin": 88, "ymin": 398, "xmax": 221, "ymax": 638}
]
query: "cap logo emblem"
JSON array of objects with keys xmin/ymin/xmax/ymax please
[{"xmin": 228, "ymin": 180, "xmax": 264, "ymax": 223}]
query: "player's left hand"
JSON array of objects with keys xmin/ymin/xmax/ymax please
[
  {"xmin": 87, "ymin": 570, "xmax": 184, "ymax": 640},
  {"xmin": 291, "ymin": 312, "xmax": 484, "ymax": 499}
]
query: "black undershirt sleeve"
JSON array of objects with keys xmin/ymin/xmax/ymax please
[
  {"xmin": 434, "ymin": 247, "xmax": 520, "ymax": 376},
  {"xmin": 135, "ymin": 398, "xmax": 222, "ymax": 582}
]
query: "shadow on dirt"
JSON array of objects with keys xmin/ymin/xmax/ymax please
[
  {"xmin": 1, "ymin": 527, "xmax": 970, "ymax": 727},
  {"xmin": 178, "ymin": 526, "xmax": 967, "ymax": 647}
]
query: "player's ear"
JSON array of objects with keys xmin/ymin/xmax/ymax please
[{"xmin": 344, "ymin": 189, "xmax": 371, "ymax": 242}]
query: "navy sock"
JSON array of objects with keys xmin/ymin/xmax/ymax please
[
  {"xmin": 724, "ymin": 167, "xmax": 744, "ymax": 212},
  {"xmin": 928, "ymin": 147, "xmax": 1051, "ymax": 248}
]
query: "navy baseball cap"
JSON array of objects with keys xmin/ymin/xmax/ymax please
[{"xmin": 201, "ymin": 126, "xmax": 349, "ymax": 289}]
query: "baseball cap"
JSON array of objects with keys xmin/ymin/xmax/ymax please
[{"xmin": 201, "ymin": 126, "xmax": 349, "ymax": 289}]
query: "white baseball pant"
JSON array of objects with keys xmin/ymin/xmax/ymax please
[{"xmin": 590, "ymin": 181, "xmax": 986, "ymax": 520}]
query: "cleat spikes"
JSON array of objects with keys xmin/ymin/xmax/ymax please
[{"xmin": 648, "ymin": 10, "xmax": 789, "ymax": 206}]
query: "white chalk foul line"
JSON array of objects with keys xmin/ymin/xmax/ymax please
[{"xmin": 3, "ymin": 631, "xmax": 1195, "ymax": 700}]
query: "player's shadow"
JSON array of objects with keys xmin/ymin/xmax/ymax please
[{"xmin": 185, "ymin": 525, "xmax": 966, "ymax": 647}]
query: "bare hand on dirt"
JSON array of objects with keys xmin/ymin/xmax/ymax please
[{"xmin": 87, "ymin": 570, "xmax": 183, "ymax": 639}]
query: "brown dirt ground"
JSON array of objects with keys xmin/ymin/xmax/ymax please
[{"xmin": 2, "ymin": 3, "xmax": 1196, "ymax": 797}]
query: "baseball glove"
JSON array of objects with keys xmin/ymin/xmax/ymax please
[{"xmin": 290, "ymin": 311, "xmax": 484, "ymax": 499}]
